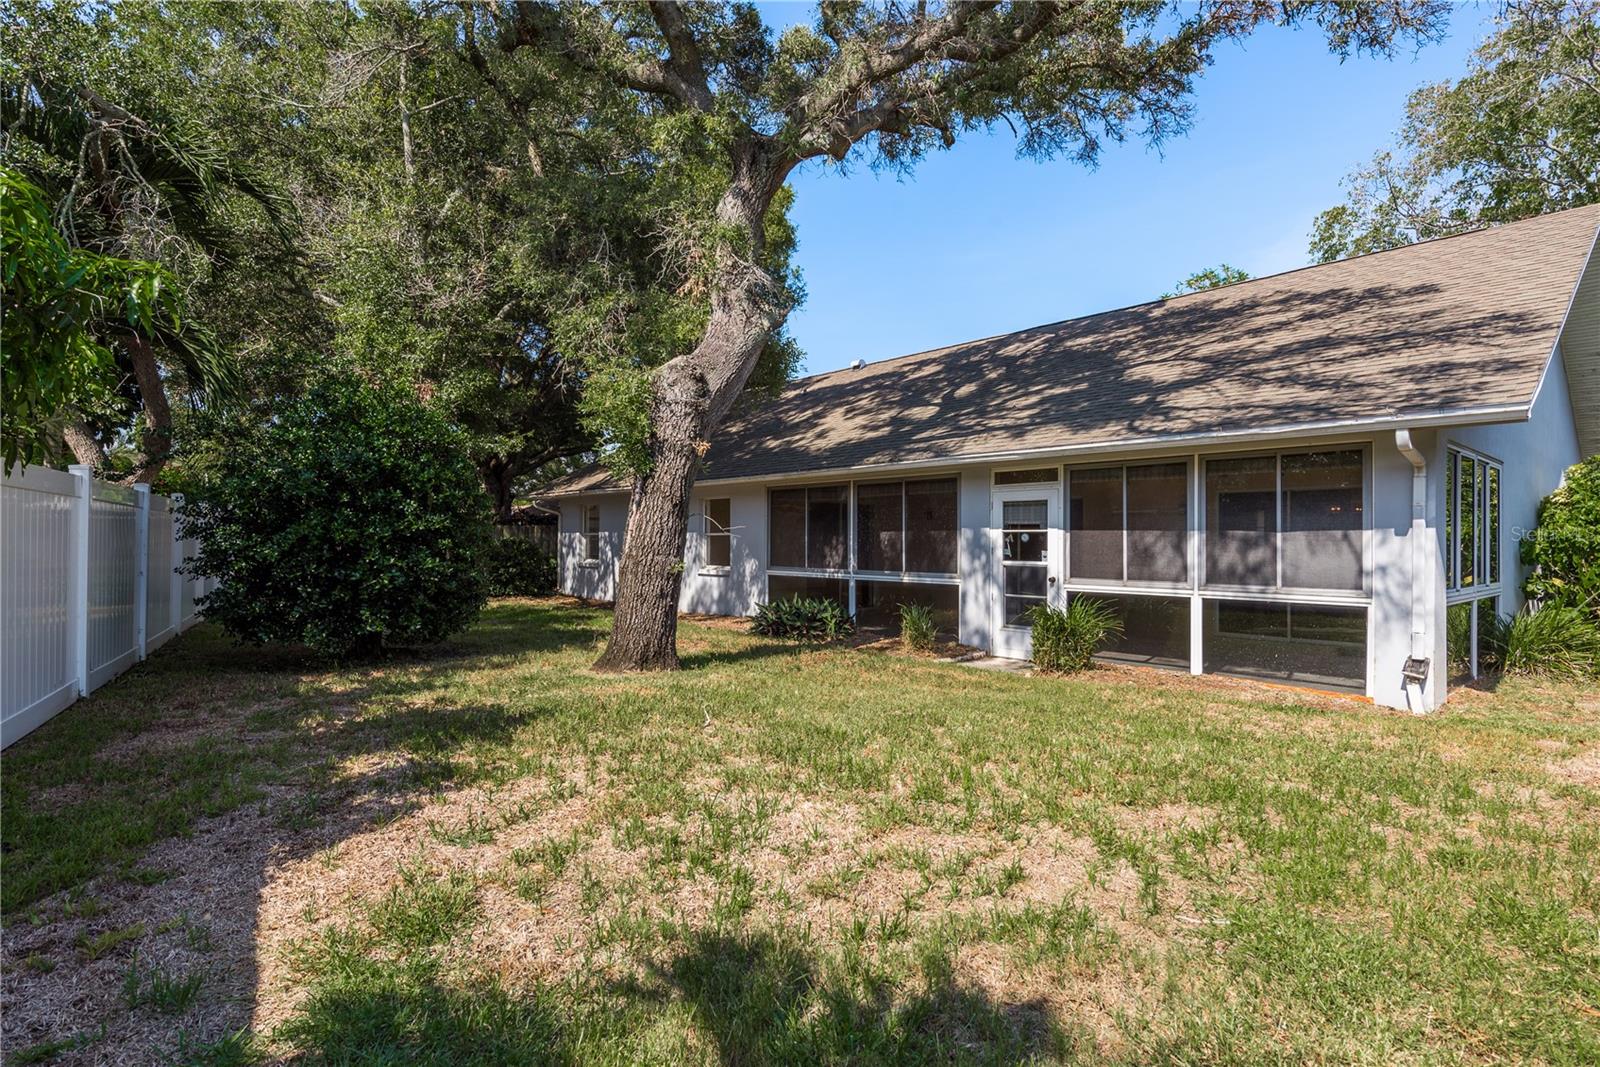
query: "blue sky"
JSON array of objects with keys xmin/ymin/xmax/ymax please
[{"xmin": 764, "ymin": 2, "xmax": 1498, "ymax": 376}]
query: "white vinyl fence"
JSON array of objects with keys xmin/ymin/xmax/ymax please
[{"xmin": 2, "ymin": 464, "xmax": 214, "ymax": 748}]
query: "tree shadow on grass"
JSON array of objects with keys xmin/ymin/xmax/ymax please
[{"xmin": 277, "ymin": 927, "xmax": 1061, "ymax": 1067}]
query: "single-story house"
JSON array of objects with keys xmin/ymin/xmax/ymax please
[{"xmin": 544, "ymin": 204, "xmax": 1600, "ymax": 712}]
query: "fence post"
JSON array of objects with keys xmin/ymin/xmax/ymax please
[
  {"xmin": 171, "ymin": 492, "xmax": 184, "ymax": 632},
  {"xmin": 134, "ymin": 484, "xmax": 151, "ymax": 660},
  {"xmin": 68, "ymin": 465, "xmax": 93, "ymax": 696}
]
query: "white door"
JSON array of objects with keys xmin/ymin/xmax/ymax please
[{"xmin": 991, "ymin": 487, "xmax": 1061, "ymax": 659}]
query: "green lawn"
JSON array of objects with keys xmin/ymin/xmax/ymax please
[{"xmin": 2, "ymin": 599, "xmax": 1598, "ymax": 1065}]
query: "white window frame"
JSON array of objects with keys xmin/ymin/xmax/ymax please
[
  {"xmin": 1444, "ymin": 443, "xmax": 1504, "ymax": 680},
  {"xmin": 703, "ymin": 498, "xmax": 732, "ymax": 572},
  {"xmin": 1198, "ymin": 445, "xmax": 1373, "ymax": 601},
  {"xmin": 581, "ymin": 504, "xmax": 601, "ymax": 564},
  {"xmin": 765, "ymin": 478, "xmax": 961, "ymax": 614},
  {"xmin": 1063, "ymin": 458, "xmax": 1193, "ymax": 593}
]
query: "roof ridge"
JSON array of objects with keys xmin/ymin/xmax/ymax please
[{"xmin": 784, "ymin": 202, "xmax": 1600, "ymax": 390}]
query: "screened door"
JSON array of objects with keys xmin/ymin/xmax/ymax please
[{"xmin": 991, "ymin": 487, "xmax": 1060, "ymax": 658}]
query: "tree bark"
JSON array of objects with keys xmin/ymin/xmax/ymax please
[
  {"xmin": 62, "ymin": 419, "xmax": 106, "ymax": 469},
  {"xmin": 481, "ymin": 457, "xmax": 516, "ymax": 524},
  {"xmin": 593, "ymin": 143, "xmax": 791, "ymax": 672},
  {"xmin": 126, "ymin": 333, "xmax": 173, "ymax": 484}
]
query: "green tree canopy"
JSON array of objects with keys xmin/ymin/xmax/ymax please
[
  {"xmin": 1310, "ymin": 0, "xmax": 1600, "ymax": 263},
  {"xmin": 1162, "ymin": 263, "xmax": 1250, "ymax": 298}
]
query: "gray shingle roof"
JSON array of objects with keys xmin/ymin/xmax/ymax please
[{"xmin": 547, "ymin": 204, "xmax": 1600, "ymax": 495}]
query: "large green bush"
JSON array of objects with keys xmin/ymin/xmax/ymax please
[
  {"xmin": 484, "ymin": 537, "xmax": 557, "ymax": 597},
  {"xmin": 1522, "ymin": 455, "xmax": 1600, "ymax": 621},
  {"xmin": 181, "ymin": 376, "xmax": 491, "ymax": 657}
]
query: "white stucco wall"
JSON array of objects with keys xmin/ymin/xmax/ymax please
[
  {"xmin": 1426, "ymin": 347, "xmax": 1584, "ymax": 705},
  {"xmin": 680, "ymin": 486, "xmax": 768, "ymax": 616},
  {"xmin": 556, "ymin": 493, "xmax": 628, "ymax": 601}
]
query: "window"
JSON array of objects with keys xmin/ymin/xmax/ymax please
[
  {"xmin": 767, "ymin": 574, "xmax": 848, "ymax": 607},
  {"xmin": 1206, "ymin": 456, "xmax": 1277, "ymax": 587},
  {"xmin": 994, "ymin": 467, "xmax": 1058, "ymax": 485},
  {"xmin": 1203, "ymin": 599, "xmax": 1367, "ymax": 691},
  {"xmin": 1001, "ymin": 498, "xmax": 1049, "ymax": 626},
  {"xmin": 1067, "ymin": 461, "xmax": 1188, "ymax": 585},
  {"xmin": 1204, "ymin": 449, "xmax": 1366, "ymax": 592},
  {"xmin": 704, "ymin": 498, "xmax": 731, "ymax": 568},
  {"xmin": 1446, "ymin": 446, "xmax": 1501, "ymax": 594},
  {"xmin": 856, "ymin": 478, "xmax": 958, "ymax": 574},
  {"xmin": 582, "ymin": 504, "xmax": 601, "ymax": 562},
  {"xmin": 1071, "ymin": 593, "xmax": 1190, "ymax": 669},
  {"xmin": 768, "ymin": 485, "xmax": 848, "ymax": 570},
  {"xmin": 856, "ymin": 580, "xmax": 959, "ymax": 635},
  {"xmin": 1281, "ymin": 449, "xmax": 1363, "ymax": 591}
]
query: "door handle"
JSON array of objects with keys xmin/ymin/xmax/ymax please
[{"xmin": 1048, "ymin": 576, "xmax": 1057, "ymax": 585}]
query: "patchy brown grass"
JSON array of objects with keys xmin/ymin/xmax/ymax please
[{"xmin": 3, "ymin": 599, "xmax": 1598, "ymax": 1066}]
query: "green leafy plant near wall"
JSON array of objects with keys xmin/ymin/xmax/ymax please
[
  {"xmin": 751, "ymin": 596, "xmax": 854, "ymax": 642},
  {"xmin": 180, "ymin": 375, "xmax": 491, "ymax": 658},
  {"xmin": 1030, "ymin": 598, "xmax": 1123, "ymax": 674},
  {"xmin": 1522, "ymin": 455, "xmax": 1600, "ymax": 623},
  {"xmin": 1480, "ymin": 604, "xmax": 1600, "ymax": 679},
  {"xmin": 899, "ymin": 603, "xmax": 937, "ymax": 652}
]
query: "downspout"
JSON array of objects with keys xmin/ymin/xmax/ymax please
[{"xmin": 1395, "ymin": 430, "xmax": 1431, "ymax": 713}]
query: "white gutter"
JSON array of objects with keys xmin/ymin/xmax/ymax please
[{"xmin": 1395, "ymin": 429, "xmax": 1431, "ymax": 713}]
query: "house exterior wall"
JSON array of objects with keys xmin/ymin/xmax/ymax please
[
  {"xmin": 556, "ymin": 493, "xmax": 628, "ymax": 601},
  {"xmin": 1429, "ymin": 347, "xmax": 1584, "ymax": 703},
  {"xmin": 680, "ymin": 486, "xmax": 768, "ymax": 616},
  {"xmin": 552, "ymin": 383, "xmax": 1583, "ymax": 713}
]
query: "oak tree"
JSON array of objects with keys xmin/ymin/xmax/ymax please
[{"xmin": 478, "ymin": 0, "xmax": 1449, "ymax": 671}]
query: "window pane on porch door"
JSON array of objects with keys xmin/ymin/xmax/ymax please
[
  {"xmin": 1070, "ymin": 467, "xmax": 1123, "ymax": 580},
  {"xmin": 1281, "ymin": 450, "xmax": 1363, "ymax": 591},
  {"xmin": 1126, "ymin": 462, "xmax": 1187, "ymax": 583},
  {"xmin": 1206, "ymin": 456, "xmax": 1277, "ymax": 586}
]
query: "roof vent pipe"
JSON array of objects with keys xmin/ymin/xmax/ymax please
[
  {"xmin": 849, "ymin": 359, "xmax": 865, "ymax": 370},
  {"xmin": 1395, "ymin": 429, "xmax": 1431, "ymax": 713}
]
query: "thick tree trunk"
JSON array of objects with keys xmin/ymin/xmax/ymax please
[
  {"xmin": 126, "ymin": 334, "xmax": 173, "ymax": 485},
  {"xmin": 62, "ymin": 419, "xmax": 106, "ymax": 469},
  {"xmin": 481, "ymin": 458, "xmax": 516, "ymax": 524},
  {"xmin": 593, "ymin": 143, "xmax": 792, "ymax": 672}
]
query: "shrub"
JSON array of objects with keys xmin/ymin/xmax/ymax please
[
  {"xmin": 1480, "ymin": 603, "xmax": 1600, "ymax": 679},
  {"xmin": 484, "ymin": 537, "xmax": 556, "ymax": 597},
  {"xmin": 1029, "ymin": 597, "xmax": 1122, "ymax": 674},
  {"xmin": 181, "ymin": 375, "xmax": 491, "ymax": 657},
  {"xmin": 750, "ymin": 595, "xmax": 854, "ymax": 641},
  {"xmin": 899, "ymin": 602, "xmax": 937, "ymax": 651},
  {"xmin": 1522, "ymin": 455, "xmax": 1600, "ymax": 622}
]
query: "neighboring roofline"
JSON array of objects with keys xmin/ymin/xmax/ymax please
[{"xmin": 542, "ymin": 401, "xmax": 1532, "ymax": 497}]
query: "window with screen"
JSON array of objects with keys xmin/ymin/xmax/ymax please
[
  {"xmin": 705, "ymin": 498, "xmax": 731, "ymax": 568},
  {"xmin": 582, "ymin": 504, "xmax": 601, "ymax": 562},
  {"xmin": 848, "ymin": 478, "xmax": 958, "ymax": 574},
  {"xmin": 1204, "ymin": 449, "xmax": 1367, "ymax": 592},
  {"xmin": 768, "ymin": 486, "xmax": 849, "ymax": 570},
  {"xmin": 1067, "ymin": 461, "xmax": 1187, "ymax": 585}
]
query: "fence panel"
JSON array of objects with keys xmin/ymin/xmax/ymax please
[
  {"xmin": 2, "ymin": 466, "xmax": 205, "ymax": 748},
  {"xmin": 1, "ymin": 465, "xmax": 79, "ymax": 747},
  {"xmin": 87, "ymin": 480, "xmax": 140, "ymax": 690},
  {"xmin": 146, "ymin": 495, "xmax": 176, "ymax": 651}
]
